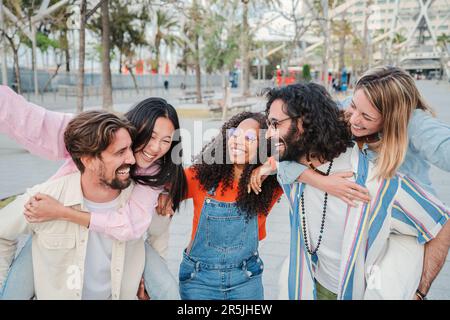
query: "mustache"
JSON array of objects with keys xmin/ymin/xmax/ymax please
[{"xmin": 115, "ymin": 164, "xmax": 132, "ymax": 172}]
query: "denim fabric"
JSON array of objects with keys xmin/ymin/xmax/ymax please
[
  {"xmin": 179, "ymin": 188, "xmax": 263, "ymax": 300},
  {"xmin": 1, "ymin": 235, "xmax": 180, "ymax": 300},
  {"xmin": 143, "ymin": 240, "xmax": 180, "ymax": 300},
  {"xmin": 0, "ymin": 236, "xmax": 34, "ymax": 300}
]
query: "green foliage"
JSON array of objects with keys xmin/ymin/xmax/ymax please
[
  {"xmin": 88, "ymin": 0, "xmax": 149, "ymax": 61},
  {"xmin": 0, "ymin": 196, "xmax": 16, "ymax": 209},
  {"xmin": 21, "ymin": 31, "xmax": 60, "ymax": 52},
  {"xmin": 203, "ymin": 12, "xmax": 240, "ymax": 74},
  {"xmin": 437, "ymin": 33, "xmax": 450, "ymax": 47},
  {"xmin": 393, "ymin": 33, "xmax": 407, "ymax": 44},
  {"xmin": 302, "ymin": 64, "xmax": 312, "ymax": 82}
]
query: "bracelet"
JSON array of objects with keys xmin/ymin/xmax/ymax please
[{"xmin": 415, "ymin": 289, "xmax": 426, "ymax": 300}]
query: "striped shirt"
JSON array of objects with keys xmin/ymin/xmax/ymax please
[{"xmin": 280, "ymin": 145, "xmax": 449, "ymax": 300}]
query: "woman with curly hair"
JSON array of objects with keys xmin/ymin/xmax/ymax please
[{"xmin": 178, "ymin": 111, "xmax": 283, "ymax": 300}]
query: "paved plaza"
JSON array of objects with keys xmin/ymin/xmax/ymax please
[{"xmin": 0, "ymin": 80, "xmax": 449, "ymax": 299}]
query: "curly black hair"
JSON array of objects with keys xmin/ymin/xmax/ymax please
[
  {"xmin": 265, "ymin": 82, "xmax": 353, "ymax": 163},
  {"xmin": 192, "ymin": 112, "xmax": 280, "ymax": 219}
]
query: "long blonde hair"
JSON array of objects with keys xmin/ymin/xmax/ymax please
[{"xmin": 355, "ymin": 66, "xmax": 434, "ymax": 179}]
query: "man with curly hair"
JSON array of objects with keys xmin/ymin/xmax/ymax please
[{"xmin": 250, "ymin": 83, "xmax": 450, "ymax": 300}]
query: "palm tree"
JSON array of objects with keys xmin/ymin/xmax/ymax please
[
  {"xmin": 153, "ymin": 9, "xmax": 181, "ymax": 73},
  {"xmin": 332, "ymin": 18, "xmax": 352, "ymax": 73}
]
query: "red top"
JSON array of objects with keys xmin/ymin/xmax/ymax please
[{"xmin": 185, "ymin": 167, "xmax": 283, "ymax": 241}]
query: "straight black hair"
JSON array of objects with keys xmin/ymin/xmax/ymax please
[{"xmin": 125, "ymin": 97, "xmax": 187, "ymax": 211}]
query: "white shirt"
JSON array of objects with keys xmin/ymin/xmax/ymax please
[
  {"xmin": 82, "ymin": 196, "xmax": 120, "ymax": 300},
  {"xmin": 302, "ymin": 149, "xmax": 353, "ymax": 293}
]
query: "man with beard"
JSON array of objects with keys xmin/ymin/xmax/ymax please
[
  {"xmin": 0, "ymin": 111, "xmax": 143, "ymax": 300},
  {"xmin": 250, "ymin": 83, "xmax": 450, "ymax": 300}
]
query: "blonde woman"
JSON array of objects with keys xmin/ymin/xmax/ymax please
[{"xmin": 251, "ymin": 66, "xmax": 450, "ymax": 299}]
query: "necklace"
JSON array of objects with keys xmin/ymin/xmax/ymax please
[
  {"xmin": 300, "ymin": 160, "xmax": 333, "ymax": 255},
  {"xmin": 353, "ymin": 132, "xmax": 380, "ymax": 144}
]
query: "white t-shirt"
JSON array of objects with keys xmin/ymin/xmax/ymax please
[
  {"xmin": 302, "ymin": 148, "xmax": 353, "ymax": 294},
  {"xmin": 81, "ymin": 196, "xmax": 119, "ymax": 300}
]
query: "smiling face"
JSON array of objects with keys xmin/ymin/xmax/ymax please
[
  {"xmin": 265, "ymin": 99, "xmax": 303, "ymax": 159},
  {"xmin": 135, "ymin": 116, "xmax": 175, "ymax": 168},
  {"xmin": 90, "ymin": 128, "xmax": 136, "ymax": 190},
  {"xmin": 348, "ymin": 89, "xmax": 383, "ymax": 137},
  {"xmin": 227, "ymin": 118, "xmax": 260, "ymax": 165}
]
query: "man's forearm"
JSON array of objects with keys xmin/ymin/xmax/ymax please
[{"xmin": 418, "ymin": 221, "xmax": 450, "ymax": 295}]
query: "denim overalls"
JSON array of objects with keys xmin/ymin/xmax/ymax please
[{"xmin": 179, "ymin": 187, "xmax": 264, "ymax": 300}]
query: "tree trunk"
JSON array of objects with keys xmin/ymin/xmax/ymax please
[
  {"xmin": 361, "ymin": 1, "xmax": 371, "ymax": 74},
  {"xmin": 4, "ymin": 34, "xmax": 21, "ymax": 93},
  {"xmin": 12, "ymin": 48, "xmax": 21, "ymax": 94},
  {"xmin": 63, "ymin": 28, "xmax": 70, "ymax": 72},
  {"xmin": 221, "ymin": 70, "xmax": 230, "ymax": 121},
  {"xmin": 42, "ymin": 63, "xmax": 61, "ymax": 93},
  {"xmin": 101, "ymin": 0, "xmax": 113, "ymax": 111},
  {"xmin": 127, "ymin": 63, "xmax": 139, "ymax": 94},
  {"xmin": 241, "ymin": 0, "xmax": 250, "ymax": 97},
  {"xmin": 194, "ymin": 33, "xmax": 202, "ymax": 104},
  {"xmin": 77, "ymin": 0, "xmax": 87, "ymax": 113},
  {"xmin": 119, "ymin": 50, "xmax": 122, "ymax": 74},
  {"xmin": 155, "ymin": 37, "xmax": 160, "ymax": 73},
  {"xmin": 321, "ymin": 0, "xmax": 329, "ymax": 88},
  {"xmin": 31, "ymin": 23, "xmax": 39, "ymax": 95}
]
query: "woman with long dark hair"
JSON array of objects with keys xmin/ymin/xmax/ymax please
[{"xmin": 0, "ymin": 87, "xmax": 186, "ymax": 300}]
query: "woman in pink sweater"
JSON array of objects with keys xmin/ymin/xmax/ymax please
[{"xmin": 0, "ymin": 86, "xmax": 186, "ymax": 299}]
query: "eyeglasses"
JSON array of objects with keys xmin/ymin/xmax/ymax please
[
  {"xmin": 265, "ymin": 116, "xmax": 301, "ymax": 130},
  {"xmin": 227, "ymin": 128, "xmax": 257, "ymax": 143}
]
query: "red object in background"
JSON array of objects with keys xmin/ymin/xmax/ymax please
[
  {"xmin": 276, "ymin": 69, "xmax": 297, "ymax": 86},
  {"xmin": 276, "ymin": 69, "xmax": 282, "ymax": 86},
  {"xmin": 284, "ymin": 72, "xmax": 295, "ymax": 85},
  {"xmin": 165, "ymin": 62, "xmax": 169, "ymax": 75},
  {"xmin": 136, "ymin": 60, "xmax": 144, "ymax": 75}
]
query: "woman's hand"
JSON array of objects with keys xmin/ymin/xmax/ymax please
[
  {"xmin": 248, "ymin": 161, "xmax": 276, "ymax": 194},
  {"xmin": 23, "ymin": 193, "xmax": 67, "ymax": 223},
  {"xmin": 319, "ymin": 171, "xmax": 371, "ymax": 206},
  {"xmin": 156, "ymin": 192, "xmax": 174, "ymax": 217}
]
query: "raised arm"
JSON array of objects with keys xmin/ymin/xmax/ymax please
[
  {"xmin": 0, "ymin": 85, "xmax": 73, "ymax": 161},
  {"xmin": 25, "ymin": 183, "xmax": 161, "ymax": 242},
  {"xmin": 249, "ymin": 159, "xmax": 370, "ymax": 206},
  {"xmin": 24, "ymin": 164, "xmax": 164, "ymax": 242},
  {"xmin": 408, "ymin": 109, "xmax": 450, "ymax": 172}
]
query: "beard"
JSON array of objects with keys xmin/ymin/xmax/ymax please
[
  {"xmin": 99, "ymin": 164, "xmax": 132, "ymax": 190},
  {"xmin": 278, "ymin": 124, "xmax": 309, "ymax": 162}
]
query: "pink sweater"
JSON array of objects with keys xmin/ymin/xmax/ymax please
[{"xmin": 0, "ymin": 85, "xmax": 161, "ymax": 241}]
